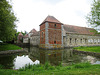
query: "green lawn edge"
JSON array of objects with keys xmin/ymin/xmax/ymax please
[
  {"xmin": 0, "ymin": 44, "xmax": 22, "ymax": 51},
  {"xmin": 73, "ymin": 46, "xmax": 100, "ymax": 53}
]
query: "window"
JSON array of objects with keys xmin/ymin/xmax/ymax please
[
  {"xmin": 88, "ymin": 39, "xmax": 91, "ymax": 43},
  {"xmin": 98, "ymin": 39, "xmax": 100, "ymax": 43},
  {"xmin": 80, "ymin": 39, "xmax": 82, "ymax": 43},
  {"xmin": 85, "ymin": 39, "xmax": 87, "ymax": 43},
  {"xmin": 70, "ymin": 38, "xmax": 72, "ymax": 43},
  {"xmin": 54, "ymin": 24, "xmax": 56, "ymax": 28},
  {"xmin": 54, "ymin": 40, "xmax": 56, "ymax": 44},
  {"xmin": 94, "ymin": 39, "xmax": 97, "ymax": 43},
  {"xmin": 75, "ymin": 38, "xmax": 77, "ymax": 43}
]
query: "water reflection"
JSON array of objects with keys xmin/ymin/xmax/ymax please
[
  {"xmin": 13, "ymin": 55, "xmax": 39, "ymax": 69},
  {"xmin": 0, "ymin": 55, "xmax": 16, "ymax": 69},
  {"xmin": 29, "ymin": 47, "xmax": 100, "ymax": 66},
  {"xmin": 0, "ymin": 47, "xmax": 100, "ymax": 69}
]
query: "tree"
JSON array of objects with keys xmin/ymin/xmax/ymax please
[
  {"xmin": 0, "ymin": 0, "xmax": 17, "ymax": 42},
  {"xmin": 86, "ymin": 0, "xmax": 100, "ymax": 30}
]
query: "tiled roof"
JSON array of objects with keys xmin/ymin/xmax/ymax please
[
  {"xmin": 40, "ymin": 15, "xmax": 62, "ymax": 25},
  {"xmin": 31, "ymin": 31, "xmax": 39, "ymax": 37},
  {"xmin": 23, "ymin": 34, "xmax": 28, "ymax": 38},
  {"xmin": 63, "ymin": 24, "xmax": 95, "ymax": 35},
  {"xmin": 29, "ymin": 29, "xmax": 37, "ymax": 33}
]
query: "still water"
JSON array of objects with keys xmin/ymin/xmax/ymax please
[{"xmin": 0, "ymin": 47, "xmax": 100, "ymax": 69}]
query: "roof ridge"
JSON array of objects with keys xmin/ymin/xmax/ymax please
[
  {"xmin": 40, "ymin": 15, "xmax": 62, "ymax": 25},
  {"xmin": 64, "ymin": 24, "xmax": 92, "ymax": 29}
]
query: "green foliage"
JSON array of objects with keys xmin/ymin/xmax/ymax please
[
  {"xmin": 0, "ymin": 44, "xmax": 22, "ymax": 51},
  {"xmin": 1, "ymin": 62, "xmax": 100, "ymax": 75},
  {"xmin": 0, "ymin": 64, "xmax": 4, "ymax": 69},
  {"xmin": 0, "ymin": 0, "xmax": 17, "ymax": 42},
  {"xmin": 86, "ymin": 0, "xmax": 100, "ymax": 30},
  {"xmin": 15, "ymin": 31, "xmax": 27, "ymax": 41},
  {"xmin": 44, "ymin": 61, "xmax": 51, "ymax": 70},
  {"xmin": 74, "ymin": 46, "xmax": 100, "ymax": 53},
  {"xmin": 73, "ymin": 62, "xmax": 91, "ymax": 69}
]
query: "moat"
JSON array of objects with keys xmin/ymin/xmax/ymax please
[{"xmin": 0, "ymin": 47, "xmax": 100, "ymax": 69}]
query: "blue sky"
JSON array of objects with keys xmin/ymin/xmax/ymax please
[{"xmin": 11, "ymin": 0, "xmax": 93, "ymax": 32}]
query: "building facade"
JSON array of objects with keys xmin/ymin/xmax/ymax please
[
  {"xmin": 22, "ymin": 16, "xmax": 100, "ymax": 49},
  {"xmin": 63, "ymin": 25, "xmax": 100, "ymax": 47},
  {"xmin": 39, "ymin": 16, "xmax": 63, "ymax": 49}
]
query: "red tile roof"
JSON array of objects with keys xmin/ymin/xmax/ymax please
[
  {"xmin": 31, "ymin": 31, "xmax": 39, "ymax": 36},
  {"xmin": 63, "ymin": 24, "xmax": 95, "ymax": 35},
  {"xmin": 23, "ymin": 34, "xmax": 28, "ymax": 38},
  {"xmin": 40, "ymin": 15, "xmax": 62, "ymax": 25},
  {"xmin": 29, "ymin": 29, "xmax": 37, "ymax": 33}
]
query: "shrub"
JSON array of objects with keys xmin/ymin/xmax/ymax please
[
  {"xmin": 74, "ymin": 62, "xmax": 91, "ymax": 69},
  {"xmin": 0, "ymin": 64, "xmax": 4, "ymax": 69}
]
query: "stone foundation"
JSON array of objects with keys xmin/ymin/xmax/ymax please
[{"xmin": 39, "ymin": 44, "xmax": 64, "ymax": 50}]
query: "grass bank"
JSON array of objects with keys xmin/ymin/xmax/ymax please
[
  {"xmin": 0, "ymin": 62, "xmax": 100, "ymax": 75},
  {"xmin": 74, "ymin": 46, "xmax": 100, "ymax": 53},
  {"xmin": 0, "ymin": 44, "xmax": 22, "ymax": 51}
]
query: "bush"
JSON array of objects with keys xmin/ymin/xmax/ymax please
[
  {"xmin": 74, "ymin": 62, "xmax": 91, "ymax": 69},
  {"xmin": 0, "ymin": 64, "xmax": 4, "ymax": 69}
]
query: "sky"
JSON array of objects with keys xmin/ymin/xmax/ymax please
[{"xmin": 11, "ymin": 0, "xmax": 93, "ymax": 32}]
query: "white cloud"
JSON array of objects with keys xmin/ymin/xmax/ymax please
[{"xmin": 12, "ymin": 0, "xmax": 92, "ymax": 32}]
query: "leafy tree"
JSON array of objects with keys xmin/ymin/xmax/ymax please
[
  {"xmin": 86, "ymin": 0, "xmax": 100, "ymax": 30},
  {"xmin": 0, "ymin": 0, "xmax": 17, "ymax": 42}
]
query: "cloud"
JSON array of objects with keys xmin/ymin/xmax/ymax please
[
  {"xmin": 34, "ymin": 0, "xmax": 64, "ymax": 5},
  {"xmin": 12, "ymin": 0, "xmax": 92, "ymax": 32}
]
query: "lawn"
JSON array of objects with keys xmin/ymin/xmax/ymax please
[
  {"xmin": 74, "ymin": 46, "xmax": 100, "ymax": 53},
  {"xmin": 0, "ymin": 62, "xmax": 100, "ymax": 75},
  {"xmin": 0, "ymin": 44, "xmax": 22, "ymax": 51}
]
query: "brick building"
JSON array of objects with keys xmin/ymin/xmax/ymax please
[
  {"xmin": 17, "ymin": 32, "xmax": 23, "ymax": 43},
  {"xmin": 39, "ymin": 15, "xmax": 63, "ymax": 49},
  {"xmin": 39, "ymin": 15, "xmax": 100, "ymax": 49},
  {"xmin": 23, "ymin": 15, "xmax": 100, "ymax": 49}
]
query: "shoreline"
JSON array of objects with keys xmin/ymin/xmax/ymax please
[
  {"xmin": 73, "ymin": 49, "xmax": 100, "ymax": 58},
  {"xmin": 0, "ymin": 49, "xmax": 28, "ymax": 55}
]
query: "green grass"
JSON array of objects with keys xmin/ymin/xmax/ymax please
[
  {"xmin": 0, "ymin": 44, "xmax": 22, "ymax": 51},
  {"xmin": 74, "ymin": 46, "xmax": 100, "ymax": 53},
  {"xmin": 0, "ymin": 62, "xmax": 100, "ymax": 75}
]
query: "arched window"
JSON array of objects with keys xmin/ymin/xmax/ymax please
[
  {"xmin": 75, "ymin": 38, "xmax": 77, "ymax": 43},
  {"xmin": 85, "ymin": 39, "xmax": 87, "ymax": 43},
  {"xmin": 54, "ymin": 24, "xmax": 56, "ymax": 28},
  {"xmin": 70, "ymin": 38, "xmax": 72, "ymax": 43},
  {"xmin": 80, "ymin": 39, "xmax": 82, "ymax": 43},
  {"xmin": 54, "ymin": 40, "xmax": 56, "ymax": 44}
]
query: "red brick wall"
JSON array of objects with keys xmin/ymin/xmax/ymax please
[
  {"xmin": 48, "ymin": 23, "xmax": 62, "ymax": 44},
  {"xmin": 40, "ymin": 24, "xmax": 45, "ymax": 44},
  {"xmin": 40, "ymin": 22, "xmax": 62, "ymax": 45},
  {"xmin": 48, "ymin": 23, "xmax": 61, "ymax": 29},
  {"xmin": 40, "ymin": 24, "xmax": 45, "ymax": 30}
]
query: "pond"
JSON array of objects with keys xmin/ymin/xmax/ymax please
[{"xmin": 0, "ymin": 47, "xmax": 100, "ymax": 69}]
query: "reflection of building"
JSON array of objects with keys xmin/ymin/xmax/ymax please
[
  {"xmin": 28, "ymin": 47, "xmax": 63, "ymax": 65},
  {"xmin": 28, "ymin": 47, "xmax": 100, "ymax": 65},
  {"xmin": 29, "ymin": 47, "xmax": 40, "ymax": 62},
  {"xmin": 39, "ymin": 50, "xmax": 63, "ymax": 65}
]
